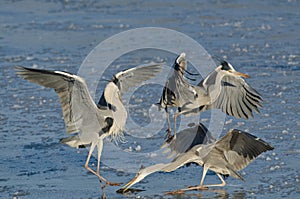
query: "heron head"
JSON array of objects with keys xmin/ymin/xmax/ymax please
[
  {"xmin": 174, "ymin": 52, "xmax": 187, "ymax": 72},
  {"xmin": 121, "ymin": 163, "xmax": 166, "ymax": 192},
  {"xmin": 219, "ymin": 60, "xmax": 250, "ymax": 78},
  {"xmin": 121, "ymin": 165, "xmax": 148, "ymax": 192}
]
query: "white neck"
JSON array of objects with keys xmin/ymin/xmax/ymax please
[
  {"xmin": 204, "ymin": 67, "xmax": 227, "ymax": 103},
  {"xmin": 104, "ymin": 82, "xmax": 127, "ymax": 136}
]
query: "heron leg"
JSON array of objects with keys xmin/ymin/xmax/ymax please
[
  {"xmin": 96, "ymin": 138, "xmax": 103, "ymax": 175},
  {"xmin": 173, "ymin": 112, "xmax": 182, "ymax": 140},
  {"xmin": 84, "ymin": 142, "xmax": 103, "ymax": 179},
  {"xmin": 199, "ymin": 165, "xmax": 209, "ymax": 187},
  {"xmin": 84, "ymin": 140, "xmax": 121, "ymax": 186},
  {"xmin": 97, "ymin": 138, "xmax": 122, "ymax": 186},
  {"xmin": 178, "ymin": 165, "xmax": 210, "ymax": 191},
  {"xmin": 165, "ymin": 165, "xmax": 209, "ymax": 195},
  {"xmin": 204, "ymin": 173, "xmax": 226, "ymax": 187},
  {"xmin": 96, "ymin": 138, "xmax": 104, "ymax": 186},
  {"xmin": 165, "ymin": 109, "xmax": 172, "ymax": 139},
  {"xmin": 185, "ymin": 168, "xmax": 226, "ymax": 189},
  {"xmin": 190, "ymin": 168, "xmax": 226, "ymax": 188}
]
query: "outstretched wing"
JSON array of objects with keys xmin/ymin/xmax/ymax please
[
  {"xmin": 113, "ymin": 63, "xmax": 162, "ymax": 95},
  {"xmin": 215, "ymin": 129, "xmax": 274, "ymax": 171},
  {"xmin": 15, "ymin": 67, "xmax": 108, "ymax": 138},
  {"xmin": 202, "ymin": 75, "xmax": 262, "ymax": 119}
]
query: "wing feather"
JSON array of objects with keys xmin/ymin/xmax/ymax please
[
  {"xmin": 205, "ymin": 75, "xmax": 262, "ymax": 119},
  {"xmin": 114, "ymin": 63, "xmax": 162, "ymax": 94},
  {"xmin": 216, "ymin": 129, "xmax": 274, "ymax": 171},
  {"xmin": 164, "ymin": 123, "xmax": 216, "ymax": 158},
  {"xmin": 15, "ymin": 67, "xmax": 107, "ymax": 139}
]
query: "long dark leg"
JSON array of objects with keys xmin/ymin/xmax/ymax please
[
  {"xmin": 173, "ymin": 111, "xmax": 182, "ymax": 140},
  {"xmin": 165, "ymin": 107, "xmax": 172, "ymax": 140}
]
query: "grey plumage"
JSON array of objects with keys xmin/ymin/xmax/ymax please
[
  {"xmin": 162, "ymin": 123, "xmax": 216, "ymax": 157},
  {"xmin": 159, "ymin": 53, "xmax": 262, "ymax": 139},
  {"xmin": 158, "ymin": 53, "xmax": 196, "ymax": 110},
  {"xmin": 120, "ymin": 126, "xmax": 274, "ymax": 192},
  {"xmin": 15, "ymin": 64, "xmax": 162, "ymax": 185},
  {"xmin": 158, "ymin": 53, "xmax": 198, "ymax": 138}
]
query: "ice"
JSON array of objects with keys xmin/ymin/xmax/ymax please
[{"xmin": 135, "ymin": 145, "xmax": 141, "ymax": 152}]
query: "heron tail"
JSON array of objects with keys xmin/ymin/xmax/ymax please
[
  {"xmin": 60, "ymin": 135, "xmax": 87, "ymax": 148},
  {"xmin": 226, "ymin": 165, "xmax": 245, "ymax": 181}
]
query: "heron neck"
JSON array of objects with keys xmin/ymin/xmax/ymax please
[
  {"xmin": 202, "ymin": 69, "xmax": 225, "ymax": 103},
  {"xmin": 104, "ymin": 82, "xmax": 127, "ymax": 132}
]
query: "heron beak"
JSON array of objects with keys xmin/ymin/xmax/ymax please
[
  {"xmin": 121, "ymin": 176, "xmax": 138, "ymax": 193},
  {"xmin": 231, "ymin": 71, "xmax": 250, "ymax": 78}
]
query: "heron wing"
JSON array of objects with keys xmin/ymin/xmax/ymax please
[
  {"xmin": 175, "ymin": 76, "xmax": 198, "ymax": 107},
  {"xmin": 203, "ymin": 75, "xmax": 262, "ymax": 119},
  {"xmin": 163, "ymin": 123, "xmax": 216, "ymax": 159},
  {"xmin": 215, "ymin": 129, "xmax": 274, "ymax": 171},
  {"xmin": 158, "ymin": 68, "xmax": 196, "ymax": 109},
  {"xmin": 113, "ymin": 63, "xmax": 162, "ymax": 95},
  {"xmin": 15, "ymin": 67, "xmax": 108, "ymax": 137}
]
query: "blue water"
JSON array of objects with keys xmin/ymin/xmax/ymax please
[{"xmin": 1, "ymin": 0, "xmax": 299, "ymax": 198}]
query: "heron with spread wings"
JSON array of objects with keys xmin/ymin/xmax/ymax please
[
  {"xmin": 15, "ymin": 64, "xmax": 162, "ymax": 186},
  {"xmin": 119, "ymin": 124, "xmax": 274, "ymax": 193},
  {"xmin": 158, "ymin": 53, "xmax": 262, "ymax": 140}
]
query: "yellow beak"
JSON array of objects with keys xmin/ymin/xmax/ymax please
[
  {"xmin": 231, "ymin": 71, "xmax": 250, "ymax": 78},
  {"xmin": 120, "ymin": 176, "xmax": 138, "ymax": 193}
]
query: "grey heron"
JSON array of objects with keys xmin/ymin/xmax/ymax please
[
  {"xmin": 157, "ymin": 53, "xmax": 198, "ymax": 139},
  {"xmin": 159, "ymin": 53, "xmax": 262, "ymax": 140},
  {"xmin": 119, "ymin": 126, "xmax": 274, "ymax": 193},
  {"xmin": 15, "ymin": 64, "xmax": 162, "ymax": 186}
]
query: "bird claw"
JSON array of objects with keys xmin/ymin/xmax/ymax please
[
  {"xmin": 187, "ymin": 185, "xmax": 209, "ymax": 190},
  {"xmin": 105, "ymin": 181, "xmax": 122, "ymax": 186},
  {"xmin": 165, "ymin": 135, "xmax": 175, "ymax": 143},
  {"xmin": 165, "ymin": 186, "xmax": 208, "ymax": 194},
  {"xmin": 164, "ymin": 128, "xmax": 172, "ymax": 139},
  {"xmin": 164, "ymin": 190, "xmax": 185, "ymax": 195}
]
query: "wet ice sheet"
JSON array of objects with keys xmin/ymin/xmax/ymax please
[{"xmin": 1, "ymin": 0, "xmax": 300, "ymax": 198}]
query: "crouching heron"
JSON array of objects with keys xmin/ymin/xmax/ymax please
[
  {"xmin": 119, "ymin": 125, "xmax": 273, "ymax": 193},
  {"xmin": 15, "ymin": 63, "xmax": 162, "ymax": 186},
  {"xmin": 158, "ymin": 53, "xmax": 262, "ymax": 140}
]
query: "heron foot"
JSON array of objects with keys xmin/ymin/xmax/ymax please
[
  {"xmin": 105, "ymin": 181, "xmax": 122, "ymax": 186},
  {"xmin": 165, "ymin": 134, "xmax": 175, "ymax": 143},
  {"xmin": 165, "ymin": 128, "xmax": 172, "ymax": 140},
  {"xmin": 166, "ymin": 133, "xmax": 177, "ymax": 143},
  {"xmin": 95, "ymin": 173, "xmax": 122, "ymax": 186},
  {"xmin": 165, "ymin": 186, "xmax": 208, "ymax": 194},
  {"xmin": 186, "ymin": 185, "xmax": 209, "ymax": 191},
  {"xmin": 164, "ymin": 190, "xmax": 185, "ymax": 195}
]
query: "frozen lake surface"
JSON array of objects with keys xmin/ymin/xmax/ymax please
[{"xmin": 1, "ymin": 0, "xmax": 299, "ymax": 198}]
